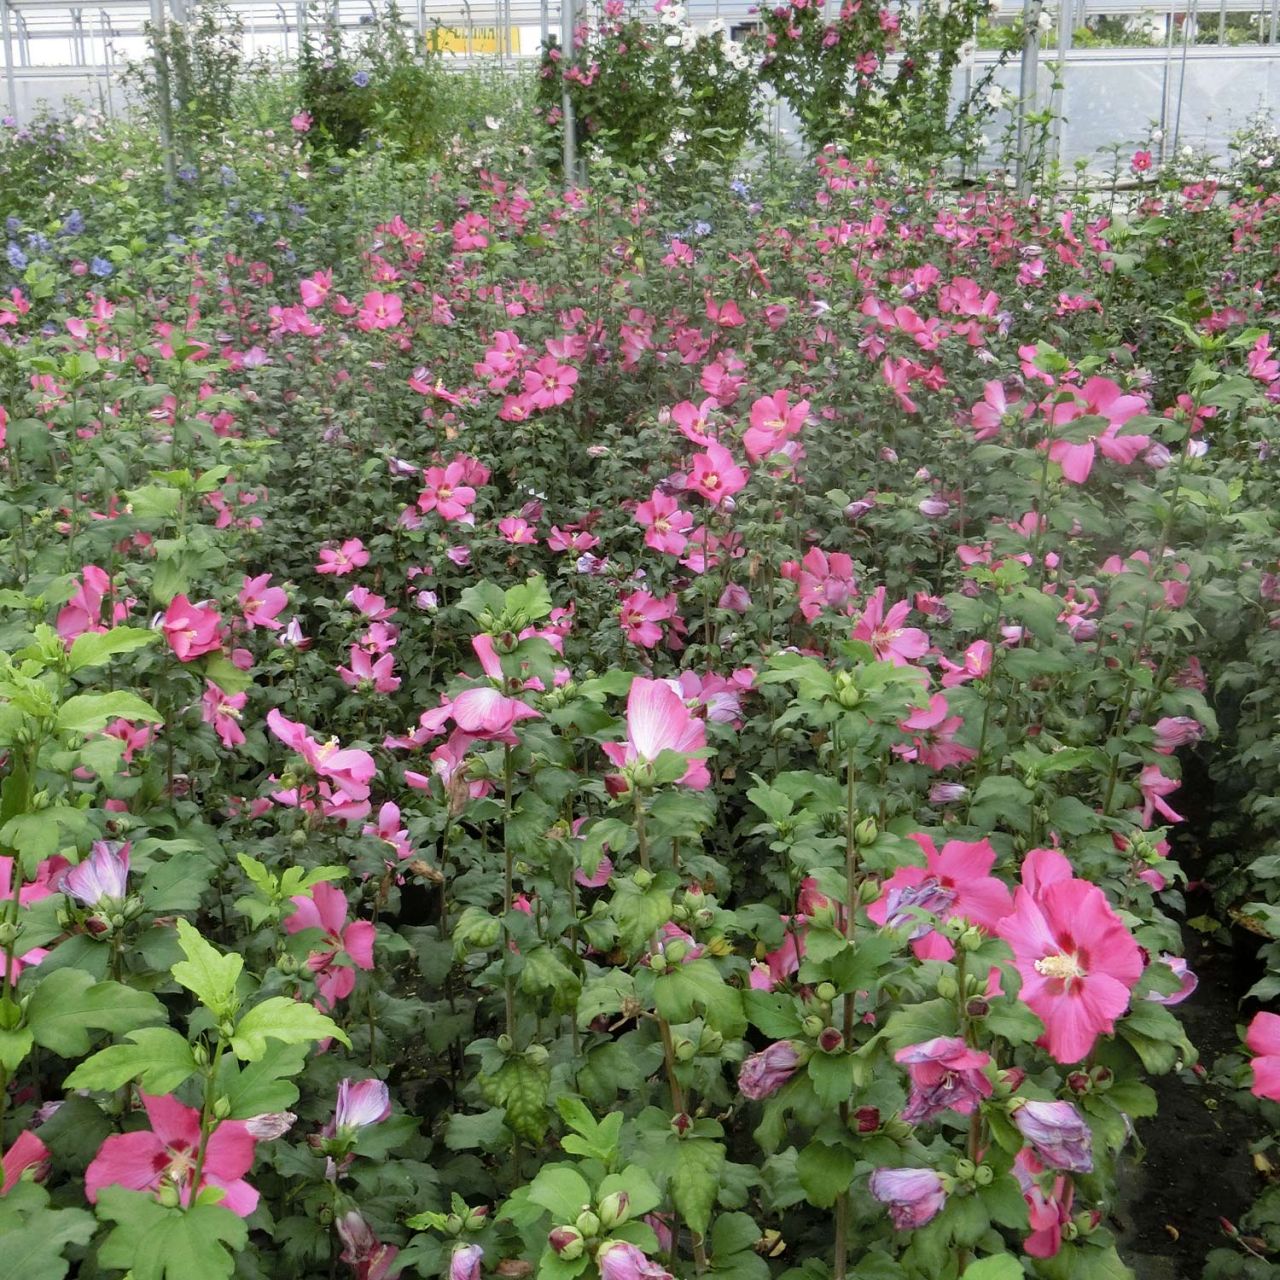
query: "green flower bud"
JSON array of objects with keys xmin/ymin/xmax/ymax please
[
  {"xmin": 955, "ymin": 1157, "xmax": 976, "ymax": 1181},
  {"xmin": 815, "ymin": 982, "xmax": 837, "ymax": 1003},
  {"xmin": 597, "ymin": 1190, "xmax": 630, "ymax": 1228},
  {"xmin": 855, "ymin": 817, "xmax": 878, "ymax": 846},
  {"xmin": 548, "ymin": 1226, "xmax": 585, "ymax": 1260},
  {"xmin": 495, "ymin": 1033, "xmax": 514, "ymax": 1054},
  {"xmin": 936, "ymin": 974, "xmax": 959, "ymax": 1000},
  {"xmin": 674, "ymin": 1037, "xmax": 697, "ymax": 1062},
  {"xmin": 974, "ymin": 1165, "xmax": 994, "ymax": 1187},
  {"xmin": 801, "ymin": 1014, "xmax": 825, "ymax": 1038},
  {"xmin": 289, "ymin": 828, "xmax": 308, "ymax": 848},
  {"xmin": 575, "ymin": 1209, "xmax": 601, "ymax": 1238}
]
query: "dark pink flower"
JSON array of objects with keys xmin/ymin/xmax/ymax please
[
  {"xmin": 997, "ymin": 849, "xmax": 1143, "ymax": 1063},
  {"xmin": 853, "ymin": 587, "xmax": 928, "ymax": 665},
  {"xmin": 2, "ymin": 1131, "xmax": 49, "ymax": 1194},
  {"xmin": 161, "ymin": 594, "xmax": 224, "ymax": 661},
  {"xmin": 1246, "ymin": 1012, "xmax": 1280, "ymax": 1100},
  {"xmin": 85, "ymin": 1093, "xmax": 258, "ymax": 1215},
  {"xmin": 895, "ymin": 1036, "xmax": 992, "ymax": 1124}
]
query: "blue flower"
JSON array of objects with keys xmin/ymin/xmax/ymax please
[
  {"xmin": 248, "ymin": 211, "xmax": 266, "ymax": 226},
  {"xmin": 218, "ymin": 165, "xmax": 236, "ymax": 185},
  {"xmin": 352, "ymin": 70, "xmax": 371, "ymax": 87},
  {"xmin": 90, "ymin": 257, "xmax": 113, "ymax": 277},
  {"xmin": 177, "ymin": 165, "xmax": 198, "ymax": 182},
  {"xmin": 64, "ymin": 209, "xmax": 84, "ymax": 234},
  {"xmin": 5, "ymin": 216, "xmax": 20, "ymax": 235},
  {"xmin": 6, "ymin": 242, "xmax": 27, "ymax": 271},
  {"xmin": 26, "ymin": 232, "xmax": 50, "ymax": 254}
]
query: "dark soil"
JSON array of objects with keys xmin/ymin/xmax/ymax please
[{"xmin": 1115, "ymin": 896, "xmax": 1262, "ymax": 1279}]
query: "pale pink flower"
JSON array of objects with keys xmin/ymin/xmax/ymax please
[
  {"xmin": 601, "ymin": 677, "xmax": 710, "ymax": 790},
  {"xmin": 853, "ymin": 587, "xmax": 929, "ymax": 665}
]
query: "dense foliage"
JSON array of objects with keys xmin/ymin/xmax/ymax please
[{"xmin": 2, "ymin": 35, "xmax": 1280, "ymax": 1280}]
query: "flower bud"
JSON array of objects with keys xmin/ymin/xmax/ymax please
[
  {"xmin": 974, "ymin": 1164, "xmax": 994, "ymax": 1186},
  {"xmin": 549, "ymin": 1226, "xmax": 585, "ymax": 1259},
  {"xmin": 213, "ymin": 1096, "xmax": 231, "ymax": 1120},
  {"xmin": 815, "ymin": 982, "xmax": 837, "ymax": 1004},
  {"xmin": 464, "ymin": 1206, "xmax": 490, "ymax": 1231},
  {"xmin": 597, "ymin": 1191, "xmax": 630, "ymax": 1228},
  {"xmin": 289, "ymin": 829, "xmax": 308, "ymax": 848},
  {"xmin": 633, "ymin": 867, "xmax": 654, "ymax": 889},
  {"xmin": 955, "ymin": 1158, "xmax": 976, "ymax": 1181},
  {"xmin": 495, "ymin": 1034, "xmax": 514, "ymax": 1054},
  {"xmin": 854, "ymin": 1106, "xmax": 880, "ymax": 1133},
  {"xmin": 855, "ymin": 817, "xmax": 878, "ymax": 846},
  {"xmin": 674, "ymin": 1037, "xmax": 696, "ymax": 1062},
  {"xmin": 801, "ymin": 1014, "xmax": 825, "ymax": 1038},
  {"xmin": 575, "ymin": 1210, "xmax": 601, "ymax": 1238},
  {"xmin": 936, "ymin": 974, "xmax": 958, "ymax": 1000},
  {"xmin": 818, "ymin": 1027, "xmax": 845, "ymax": 1054},
  {"xmin": 964, "ymin": 996, "xmax": 989, "ymax": 1019},
  {"xmin": 525, "ymin": 1044, "xmax": 549, "ymax": 1066},
  {"xmin": 699, "ymin": 1029, "xmax": 723, "ymax": 1054}
]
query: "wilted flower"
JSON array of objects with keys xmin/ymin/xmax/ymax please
[
  {"xmin": 739, "ymin": 1040, "xmax": 800, "ymax": 1100},
  {"xmin": 1011, "ymin": 1099, "xmax": 1094, "ymax": 1172},
  {"xmin": 869, "ymin": 1168, "xmax": 948, "ymax": 1228}
]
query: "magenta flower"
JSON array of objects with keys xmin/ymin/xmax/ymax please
[
  {"xmin": 356, "ymin": 291, "xmax": 403, "ymax": 330},
  {"xmin": 602, "ymin": 677, "xmax": 710, "ymax": 791},
  {"xmin": 85, "ymin": 1093, "xmax": 258, "ymax": 1216},
  {"xmin": 1045, "ymin": 377, "xmax": 1150, "ymax": 484},
  {"xmin": 299, "ymin": 269, "xmax": 329, "ymax": 307},
  {"xmin": 202, "ymin": 681, "xmax": 246, "ymax": 749},
  {"xmin": 687, "ymin": 442, "xmax": 748, "ymax": 506},
  {"xmin": 869, "ymin": 1168, "xmax": 948, "ymax": 1229},
  {"xmin": 1012, "ymin": 1099, "xmax": 1093, "ymax": 1172},
  {"xmin": 239, "ymin": 573, "xmax": 287, "ymax": 630},
  {"xmin": 339, "ymin": 645, "xmax": 401, "ymax": 694},
  {"xmin": 867, "ymin": 834, "xmax": 1013, "ymax": 960},
  {"xmin": 738, "ymin": 1040, "xmax": 801, "ymax": 1100},
  {"xmin": 57, "ymin": 565, "xmax": 126, "ymax": 641},
  {"xmin": 267, "ymin": 709, "xmax": 376, "ymax": 809},
  {"xmin": 364, "ymin": 801, "xmax": 412, "ymax": 862},
  {"xmin": 498, "ymin": 516, "xmax": 538, "ymax": 544},
  {"xmin": 2, "ymin": 1130, "xmax": 49, "ymax": 1194},
  {"xmin": 853, "ymin": 587, "xmax": 929, "ymax": 665},
  {"xmin": 160, "ymin": 594, "xmax": 224, "ymax": 661},
  {"xmin": 744, "ymin": 389, "xmax": 808, "ymax": 462},
  {"xmin": 618, "ymin": 589, "xmax": 678, "ymax": 649},
  {"xmin": 1246, "ymin": 1012, "xmax": 1280, "ymax": 1100},
  {"xmin": 63, "ymin": 840, "xmax": 129, "ymax": 906},
  {"xmin": 1014, "ymin": 1148, "xmax": 1074, "ymax": 1258},
  {"xmin": 895, "ymin": 1036, "xmax": 992, "ymax": 1125},
  {"xmin": 1138, "ymin": 764, "xmax": 1184, "ymax": 828},
  {"xmin": 285, "ymin": 882, "xmax": 376, "ymax": 1010},
  {"xmin": 522, "ymin": 354, "xmax": 579, "ymax": 409},
  {"xmin": 418, "ymin": 462, "xmax": 477, "ymax": 522},
  {"xmin": 997, "ymin": 848, "xmax": 1144, "ymax": 1063},
  {"xmin": 316, "ymin": 538, "xmax": 370, "ymax": 576},
  {"xmin": 597, "ymin": 1240, "xmax": 675, "ymax": 1280},
  {"xmin": 635, "ymin": 488, "xmax": 694, "ymax": 556}
]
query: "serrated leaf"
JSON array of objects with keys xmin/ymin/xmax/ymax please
[
  {"xmin": 25, "ymin": 969, "xmax": 166, "ymax": 1057},
  {"xmin": 217, "ymin": 1040, "xmax": 309, "ymax": 1118},
  {"xmin": 96, "ymin": 1188, "xmax": 247, "ymax": 1280},
  {"xmin": 671, "ymin": 1137, "xmax": 725, "ymax": 1235},
  {"xmin": 795, "ymin": 1138, "xmax": 855, "ymax": 1209},
  {"xmin": 229, "ymin": 996, "xmax": 349, "ymax": 1060},
  {"xmin": 653, "ymin": 960, "xmax": 745, "ymax": 1038},
  {"xmin": 64, "ymin": 1027, "xmax": 197, "ymax": 1093},
  {"xmin": 527, "ymin": 1165, "xmax": 593, "ymax": 1220},
  {"xmin": 170, "ymin": 919, "xmax": 243, "ymax": 1020}
]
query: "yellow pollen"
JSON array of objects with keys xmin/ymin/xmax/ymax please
[{"xmin": 1035, "ymin": 952, "xmax": 1085, "ymax": 982}]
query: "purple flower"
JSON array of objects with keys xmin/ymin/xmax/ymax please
[
  {"xmin": 63, "ymin": 841, "xmax": 130, "ymax": 906},
  {"xmin": 450, "ymin": 1243, "xmax": 483, "ymax": 1280},
  {"xmin": 869, "ymin": 1167, "xmax": 948, "ymax": 1228},
  {"xmin": 332, "ymin": 1078, "xmax": 391, "ymax": 1135},
  {"xmin": 739, "ymin": 1040, "xmax": 801, "ymax": 1100},
  {"xmin": 1012, "ymin": 1099, "xmax": 1093, "ymax": 1173},
  {"xmin": 928, "ymin": 782, "xmax": 968, "ymax": 806},
  {"xmin": 597, "ymin": 1240, "xmax": 675, "ymax": 1279},
  {"xmin": 895, "ymin": 1036, "xmax": 992, "ymax": 1125},
  {"xmin": 882, "ymin": 877, "xmax": 958, "ymax": 939},
  {"xmin": 1153, "ymin": 716, "xmax": 1204, "ymax": 754},
  {"xmin": 1147, "ymin": 953, "xmax": 1198, "ymax": 1005}
]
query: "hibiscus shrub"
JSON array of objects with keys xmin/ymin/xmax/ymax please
[{"xmin": 1, "ymin": 95, "xmax": 1280, "ymax": 1280}]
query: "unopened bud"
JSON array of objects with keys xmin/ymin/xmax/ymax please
[
  {"xmin": 575, "ymin": 1210, "xmax": 601, "ymax": 1238},
  {"xmin": 955, "ymin": 1158, "xmax": 976, "ymax": 1181},
  {"xmin": 815, "ymin": 982, "xmax": 837, "ymax": 1004},
  {"xmin": 597, "ymin": 1191, "xmax": 630, "ymax": 1228},
  {"xmin": 495, "ymin": 1034, "xmax": 514, "ymax": 1054},
  {"xmin": 801, "ymin": 1014, "xmax": 825, "ymax": 1038},
  {"xmin": 549, "ymin": 1226, "xmax": 585, "ymax": 1259},
  {"xmin": 855, "ymin": 817, "xmax": 878, "ymax": 846},
  {"xmin": 965, "ymin": 997, "xmax": 989, "ymax": 1019},
  {"xmin": 936, "ymin": 974, "xmax": 958, "ymax": 1000},
  {"xmin": 674, "ymin": 1037, "xmax": 696, "ymax": 1062},
  {"xmin": 854, "ymin": 1106, "xmax": 880, "ymax": 1133},
  {"xmin": 974, "ymin": 1164, "xmax": 994, "ymax": 1186},
  {"xmin": 818, "ymin": 1027, "xmax": 845, "ymax": 1054}
]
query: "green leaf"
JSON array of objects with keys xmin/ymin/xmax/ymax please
[
  {"xmin": 742, "ymin": 990, "xmax": 804, "ymax": 1039},
  {"xmin": 170, "ymin": 919, "xmax": 243, "ymax": 1020},
  {"xmin": 671, "ymin": 1138, "xmax": 725, "ymax": 1235},
  {"xmin": 25, "ymin": 969, "xmax": 166, "ymax": 1057},
  {"xmin": 597, "ymin": 1166, "xmax": 662, "ymax": 1219},
  {"xmin": 217, "ymin": 1040, "xmax": 309, "ymax": 1118},
  {"xmin": 807, "ymin": 1052, "xmax": 856, "ymax": 1109},
  {"xmin": 795, "ymin": 1138, "xmax": 855, "ymax": 1209},
  {"xmin": 653, "ymin": 960, "xmax": 746, "ymax": 1038},
  {"xmin": 527, "ymin": 1165, "xmax": 593, "ymax": 1220},
  {"xmin": 96, "ymin": 1188, "xmax": 247, "ymax": 1280},
  {"xmin": 0, "ymin": 1185, "xmax": 96, "ymax": 1280},
  {"xmin": 961, "ymin": 1255, "xmax": 1025, "ymax": 1280},
  {"xmin": 64, "ymin": 1027, "xmax": 197, "ymax": 1094},
  {"xmin": 68, "ymin": 627, "xmax": 157, "ymax": 673},
  {"xmin": 229, "ymin": 996, "xmax": 350, "ymax": 1060},
  {"xmin": 56, "ymin": 691, "xmax": 163, "ymax": 735},
  {"xmin": 444, "ymin": 1108, "xmax": 510, "ymax": 1151}
]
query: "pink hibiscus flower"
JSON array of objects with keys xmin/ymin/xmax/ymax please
[
  {"xmin": 868, "ymin": 834, "xmax": 1013, "ymax": 959},
  {"xmin": 997, "ymin": 848, "xmax": 1144, "ymax": 1063},
  {"xmin": 602, "ymin": 677, "xmax": 710, "ymax": 791},
  {"xmin": 853, "ymin": 587, "xmax": 929, "ymax": 665},
  {"xmin": 85, "ymin": 1093, "xmax": 258, "ymax": 1216},
  {"xmin": 1246, "ymin": 1012, "xmax": 1280, "ymax": 1101},
  {"xmin": 285, "ymin": 882, "xmax": 376, "ymax": 1010}
]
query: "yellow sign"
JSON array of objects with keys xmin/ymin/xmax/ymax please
[{"xmin": 428, "ymin": 25, "xmax": 518, "ymax": 55}]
